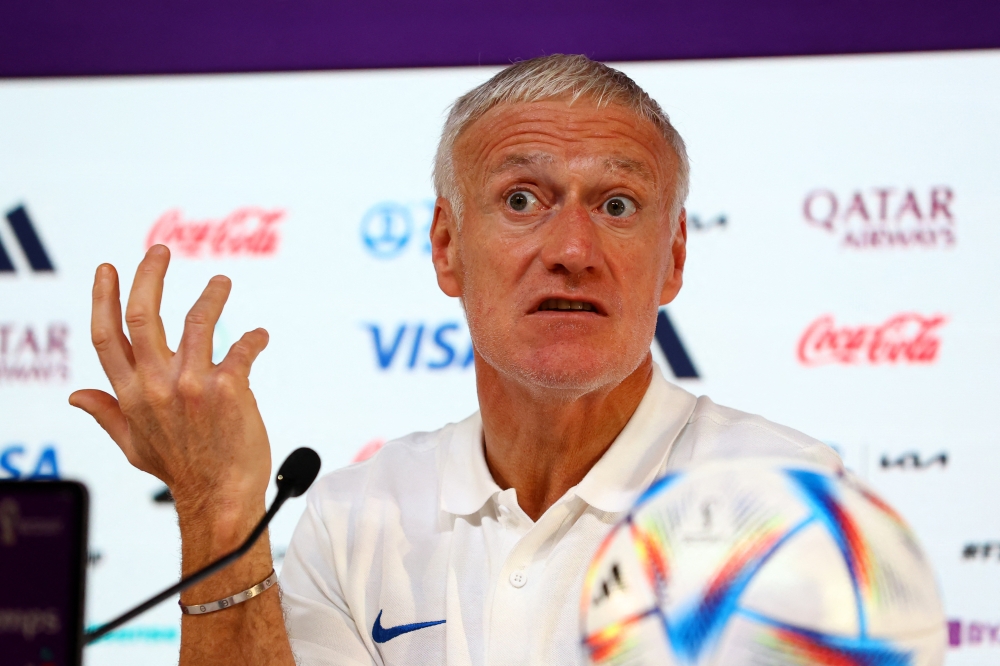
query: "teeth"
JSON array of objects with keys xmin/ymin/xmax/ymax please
[{"xmin": 539, "ymin": 298, "xmax": 596, "ymax": 312}]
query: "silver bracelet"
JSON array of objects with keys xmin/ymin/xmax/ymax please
[{"xmin": 179, "ymin": 570, "xmax": 278, "ymax": 615}]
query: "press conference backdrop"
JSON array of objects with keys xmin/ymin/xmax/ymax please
[{"xmin": 1, "ymin": 49, "xmax": 998, "ymax": 664}]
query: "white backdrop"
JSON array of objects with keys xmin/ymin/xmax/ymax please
[{"xmin": 1, "ymin": 49, "xmax": 998, "ymax": 664}]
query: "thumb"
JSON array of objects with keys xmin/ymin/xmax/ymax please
[{"xmin": 69, "ymin": 389, "xmax": 132, "ymax": 452}]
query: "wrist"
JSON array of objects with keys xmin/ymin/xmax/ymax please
[
  {"xmin": 177, "ymin": 525, "xmax": 275, "ymax": 604},
  {"xmin": 180, "ymin": 570, "xmax": 278, "ymax": 615},
  {"xmin": 175, "ymin": 494, "xmax": 267, "ymax": 564},
  {"xmin": 169, "ymin": 467, "xmax": 270, "ymax": 521}
]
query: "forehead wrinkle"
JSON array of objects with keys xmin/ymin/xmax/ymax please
[
  {"xmin": 457, "ymin": 101, "xmax": 676, "ymax": 202},
  {"xmin": 489, "ymin": 152, "xmax": 555, "ymax": 176}
]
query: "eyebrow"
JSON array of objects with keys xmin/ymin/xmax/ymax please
[
  {"xmin": 489, "ymin": 153, "xmax": 555, "ymax": 175},
  {"xmin": 603, "ymin": 157, "xmax": 653, "ymax": 180}
]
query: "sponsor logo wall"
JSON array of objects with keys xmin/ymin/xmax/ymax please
[
  {"xmin": 1, "ymin": 50, "xmax": 998, "ymax": 665},
  {"xmin": 797, "ymin": 312, "xmax": 947, "ymax": 366},
  {"xmin": 803, "ymin": 186, "xmax": 957, "ymax": 248}
]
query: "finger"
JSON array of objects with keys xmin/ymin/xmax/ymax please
[
  {"xmin": 90, "ymin": 264, "xmax": 136, "ymax": 387},
  {"xmin": 125, "ymin": 245, "xmax": 172, "ymax": 366},
  {"xmin": 179, "ymin": 275, "xmax": 232, "ymax": 369},
  {"xmin": 218, "ymin": 328, "xmax": 269, "ymax": 378},
  {"xmin": 69, "ymin": 389, "xmax": 132, "ymax": 453}
]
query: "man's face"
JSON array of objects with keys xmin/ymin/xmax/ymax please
[{"xmin": 431, "ymin": 98, "xmax": 687, "ymax": 394}]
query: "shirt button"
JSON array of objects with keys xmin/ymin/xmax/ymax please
[
  {"xmin": 499, "ymin": 505, "xmax": 511, "ymax": 516},
  {"xmin": 509, "ymin": 570, "xmax": 527, "ymax": 588}
]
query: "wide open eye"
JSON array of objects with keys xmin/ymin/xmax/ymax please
[
  {"xmin": 507, "ymin": 191, "xmax": 540, "ymax": 212},
  {"xmin": 603, "ymin": 196, "xmax": 637, "ymax": 218}
]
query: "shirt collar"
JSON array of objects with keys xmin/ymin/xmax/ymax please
[
  {"xmin": 573, "ymin": 363, "xmax": 697, "ymax": 513},
  {"xmin": 440, "ymin": 411, "xmax": 501, "ymax": 516},
  {"xmin": 440, "ymin": 363, "xmax": 698, "ymax": 516}
]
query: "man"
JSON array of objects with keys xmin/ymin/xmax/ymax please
[{"xmin": 70, "ymin": 55, "xmax": 840, "ymax": 665}]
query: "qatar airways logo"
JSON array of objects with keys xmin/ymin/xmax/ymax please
[
  {"xmin": 146, "ymin": 207, "xmax": 285, "ymax": 258},
  {"xmin": 803, "ymin": 187, "xmax": 955, "ymax": 249},
  {"xmin": 0, "ymin": 323, "xmax": 70, "ymax": 382},
  {"xmin": 797, "ymin": 313, "xmax": 946, "ymax": 366}
]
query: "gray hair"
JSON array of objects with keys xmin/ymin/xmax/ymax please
[{"xmin": 432, "ymin": 54, "xmax": 690, "ymax": 230}]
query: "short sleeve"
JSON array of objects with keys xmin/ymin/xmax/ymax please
[{"xmin": 280, "ymin": 486, "xmax": 377, "ymax": 666}]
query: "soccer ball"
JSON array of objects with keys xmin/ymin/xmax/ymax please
[{"xmin": 580, "ymin": 458, "xmax": 946, "ymax": 666}]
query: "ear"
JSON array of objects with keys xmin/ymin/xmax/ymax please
[
  {"xmin": 430, "ymin": 196, "xmax": 464, "ymax": 298},
  {"xmin": 659, "ymin": 208, "xmax": 687, "ymax": 306}
]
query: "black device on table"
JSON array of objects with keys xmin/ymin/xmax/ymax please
[
  {"xmin": 1, "ymin": 480, "xmax": 89, "ymax": 666},
  {"xmin": 0, "ymin": 447, "xmax": 320, "ymax": 665}
]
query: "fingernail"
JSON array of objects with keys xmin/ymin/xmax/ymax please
[{"xmin": 150, "ymin": 244, "xmax": 169, "ymax": 257}]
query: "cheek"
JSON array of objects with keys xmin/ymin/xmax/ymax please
[
  {"xmin": 459, "ymin": 241, "xmax": 511, "ymax": 325},
  {"xmin": 613, "ymin": 245, "xmax": 670, "ymax": 308},
  {"xmin": 463, "ymin": 231, "xmax": 531, "ymax": 293}
]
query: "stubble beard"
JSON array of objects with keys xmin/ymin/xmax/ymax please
[{"xmin": 461, "ymin": 277, "xmax": 656, "ymax": 400}]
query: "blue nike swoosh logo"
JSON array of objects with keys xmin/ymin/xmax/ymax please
[{"xmin": 371, "ymin": 609, "xmax": 446, "ymax": 644}]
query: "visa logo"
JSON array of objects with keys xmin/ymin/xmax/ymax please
[
  {"xmin": 366, "ymin": 312, "xmax": 699, "ymax": 377},
  {"xmin": 1, "ymin": 443, "xmax": 60, "ymax": 479},
  {"xmin": 366, "ymin": 322, "xmax": 474, "ymax": 371}
]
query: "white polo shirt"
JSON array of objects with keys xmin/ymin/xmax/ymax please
[{"xmin": 280, "ymin": 364, "xmax": 841, "ymax": 665}]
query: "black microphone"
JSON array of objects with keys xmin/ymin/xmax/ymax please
[{"xmin": 84, "ymin": 447, "xmax": 321, "ymax": 645}]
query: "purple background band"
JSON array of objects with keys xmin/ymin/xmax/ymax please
[{"xmin": 1, "ymin": 0, "xmax": 999, "ymax": 79}]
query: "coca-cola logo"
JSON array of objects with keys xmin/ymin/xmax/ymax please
[
  {"xmin": 352, "ymin": 439, "xmax": 384, "ymax": 463},
  {"xmin": 145, "ymin": 207, "xmax": 285, "ymax": 258},
  {"xmin": 797, "ymin": 313, "xmax": 946, "ymax": 366},
  {"xmin": 803, "ymin": 187, "xmax": 955, "ymax": 249},
  {"xmin": 0, "ymin": 323, "xmax": 70, "ymax": 382}
]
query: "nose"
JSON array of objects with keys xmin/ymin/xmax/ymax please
[{"xmin": 538, "ymin": 202, "xmax": 600, "ymax": 276}]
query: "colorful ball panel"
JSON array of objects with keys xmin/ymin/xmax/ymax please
[{"xmin": 580, "ymin": 458, "xmax": 946, "ymax": 666}]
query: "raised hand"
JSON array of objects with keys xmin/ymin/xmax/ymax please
[
  {"xmin": 71, "ymin": 245, "xmax": 297, "ymax": 665},
  {"xmin": 69, "ymin": 244, "xmax": 272, "ymax": 526}
]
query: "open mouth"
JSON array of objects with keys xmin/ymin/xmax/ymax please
[{"xmin": 536, "ymin": 298, "xmax": 600, "ymax": 313}]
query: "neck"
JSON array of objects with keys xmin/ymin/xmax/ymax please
[{"xmin": 476, "ymin": 354, "xmax": 653, "ymax": 521}]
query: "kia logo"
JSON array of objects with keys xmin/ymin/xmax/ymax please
[
  {"xmin": 879, "ymin": 451, "xmax": 948, "ymax": 470},
  {"xmin": 962, "ymin": 542, "xmax": 1000, "ymax": 561}
]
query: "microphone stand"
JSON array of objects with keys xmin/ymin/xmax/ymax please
[{"xmin": 84, "ymin": 447, "xmax": 320, "ymax": 645}]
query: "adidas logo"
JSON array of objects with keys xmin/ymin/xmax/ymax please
[
  {"xmin": 654, "ymin": 309, "xmax": 699, "ymax": 379},
  {"xmin": 0, "ymin": 204, "xmax": 55, "ymax": 273}
]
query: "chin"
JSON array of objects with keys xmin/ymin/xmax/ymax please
[{"xmin": 487, "ymin": 343, "xmax": 648, "ymax": 395}]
